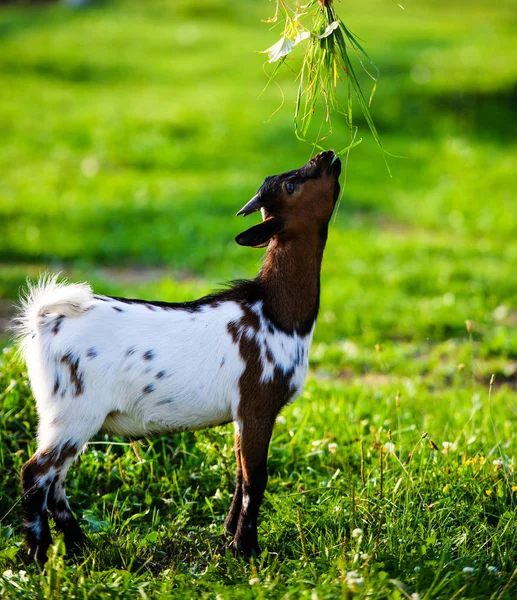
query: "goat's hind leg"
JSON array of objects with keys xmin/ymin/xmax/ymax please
[
  {"xmin": 21, "ymin": 412, "xmax": 103, "ymax": 562},
  {"xmin": 21, "ymin": 452, "xmax": 54, "ymax": 563},
  {"xmin": 47, "ymin": 456, "xmax": 85, "ymax": 554},
  {"xmin": 21, "ymin": 441, "xmax": 82, "ymax": 563}
]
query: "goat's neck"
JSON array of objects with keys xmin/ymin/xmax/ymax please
[{"xmin": 258, "ymin": 229, "xmax": 327, "ymax": 333}]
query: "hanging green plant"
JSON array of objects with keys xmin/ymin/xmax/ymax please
[{"xmin": 262, "ymin": 0, "xmax": 389, "ymax": 170}]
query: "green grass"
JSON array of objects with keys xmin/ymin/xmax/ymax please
[{"xmin": 0, "ymin": 0, "xmax": 516, "ymax": 597}]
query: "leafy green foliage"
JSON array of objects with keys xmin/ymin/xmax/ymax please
[{"xmin": 0, "ymin": 0, "xmax": 516, "ymax": 597}]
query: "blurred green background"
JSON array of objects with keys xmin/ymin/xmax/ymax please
[
  {"xmin": 0, "ymin": 0, "xmax": 516, "ymax": 364},
  {"xmin": 1, "ymin": 1, "xmax": 517, "ymax": 596},
  {"xmin": 0, "ymin": 0, "xmax": 516, "ymax": 368}
]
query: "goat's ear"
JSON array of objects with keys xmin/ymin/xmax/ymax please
[{"xmin": 235, "ymin": 217, "xmax": 283, "ymax": 248}]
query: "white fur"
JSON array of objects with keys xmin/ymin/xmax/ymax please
[{"xmin": 16, "ymin": 277, "xmax": 314, "ymax": 451}]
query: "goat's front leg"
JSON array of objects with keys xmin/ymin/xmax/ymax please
[
  {"xmin": 224, "ymin": 422, "xmax": 243, "ymax": 536},
  {"xmin": 232, "ymin": 417, "xmax": 274, "ymax": 556}
]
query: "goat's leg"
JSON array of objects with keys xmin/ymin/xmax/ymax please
[
  {"xmin": 21, "ymin": 453, "xmax": 54, "ymax": 563},
  {"xmin": 232, "ymin": 417, "xmax": 274, "ymax": 556},
  {"xmin": 22, "ymin": 412, "xmax": 102, "ymax": 562},
  {"xmin": 47, "ymin": 457, "xmax": 85, "ymax": 554},
  {"xmin": 224, "ymin": 422, "xmax": 243, "ymax": 536}
]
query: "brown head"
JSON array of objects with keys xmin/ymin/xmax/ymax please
[{"xmin": 235, "ymin": 151, "xmax": 341, "ymax": 248}]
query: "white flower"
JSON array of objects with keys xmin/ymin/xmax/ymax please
[
  {"xmin": 487, "ymin": 566, "xmax": 498, "ymax": 573},
  {"xmin": 345, "ymin": 571, "xmax": 364, "ymax": 592},
  {"xmin": 414, "ymin": 566, "xmax": 421, "ymax": 572},
  {"xmin": 462, "ymin": 567, "xmax": 474, "ymax": 574},
  {"xmin": 360, "ymin": 553, "xmax": 370, "ymax": 560},
  {"xmin": 383, "ymin": 442, "xmax": 395, "ymax": 455},
  {"xmin": 249, "ymin": 577, "xmax": 260, "ymax": 585},
  {"xmin": 18, "ymin": 571, "xmax": 29, "ymax": 583},
  {"xmin": 492, "ymin": 459, "xmax": 504, "ymax": 471},
  {"xmin": 2, "ymin": 570, "xmax": 14, "ymax": 579},
  {"xmin": 411, "ymin": 594, "xmax": 421, "ymax": 600},
  {"xmin": 351, "ymin": 528, "xmax": 363, "ymax": 539},
  {"xmin": 442, "ymin": 441, "xmax": 457, "ymax": 455},
  {"xmin": 328, "ymin": 443, "xmax": 338, "ymax": 454}
]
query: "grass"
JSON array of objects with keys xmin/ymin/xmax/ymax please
[{"xmin": 0, "ymin": 0, "xmax": 516, "ymax": 597}]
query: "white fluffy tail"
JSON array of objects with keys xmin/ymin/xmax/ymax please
[{"xmin": 13, "ymin": 274, "xmax": 93, "ymax": 353}]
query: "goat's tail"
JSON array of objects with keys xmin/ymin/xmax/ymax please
[{"xmin": 13, "ymin": 274, "xmax": 93, "ymax": 354}]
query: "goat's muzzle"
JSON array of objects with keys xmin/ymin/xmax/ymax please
[{"xmin": 314, "ymin": 150, "xmax": 341, "ymax": 176}]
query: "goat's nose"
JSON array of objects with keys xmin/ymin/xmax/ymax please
[{"xmin": 314, "ymin": 150, "xmax": 335, "ymax": 162}]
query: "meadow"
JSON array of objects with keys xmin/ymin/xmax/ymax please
[{"xmin": 0, "ymin": 0, "xmax": 516, "ymax": 597}]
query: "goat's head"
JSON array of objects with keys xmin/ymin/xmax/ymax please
[{"xmin": 235, "ymin": 151, "xmax": 341, "ymax": 248}]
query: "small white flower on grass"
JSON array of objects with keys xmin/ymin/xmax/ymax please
[
  {"xmin": 492, "ymin": 459, "xmax": 504, "ymax": 471},
  {"xmin": 411, "ymin": 594, "xmax": 421, "ymax": 600},
  {"xmin": 351, "ymin": 528, "xmax": 363, "ymax": 539},
  {"xmin": 487, "ymin": 566, "xmax": 498, "ymax": 573},
  {"xmin": 345, "ymin": 570, "xmax": 364, "ymax": 592},
  {"xmin": 248, "ymin": 577, "xmax": 260, "ymax": 585},
  {"xmin": 441, "ymin": 441, "xmax": 457, "ymax": 455},
  {"xmin": 328, "ymin": 442, "xmax": 338, "ymax": 454},
  {"xmin": 462, "ymin": 567, "xmax": 475, "ymax": 574},
  {"xmin": 360, "ymin": 553, "xmax": 370, "ymax": 560},
  {"xmin": 383, "ymin": 442, "xmax": 395, "ymax": 455},
  {"xmin": 276, "ymin": 415, "xmax": 287, "ymax": 425},
  {"xmin": 2, "ymin": 570, "xmax": 14, "ymax": 579}
]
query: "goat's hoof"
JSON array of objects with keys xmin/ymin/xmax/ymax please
[
  {"xmin": 223, "ymin": 521, "xmax": 238, "ymax": 537},
  {"xmin": 23, "ymin": 543, "xmax": 49, "ymax": 566},
  {"xmin": 63, "ymin": 530, "xmax": 88, "ymax": 556},
  {"xmin": 232, "ymin": 537, "xmax": 260, "ymax": 558}
]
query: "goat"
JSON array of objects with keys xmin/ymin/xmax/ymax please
[{"xmin": 14, "ymin": 150, "xmax": 341, "ymax": 562}]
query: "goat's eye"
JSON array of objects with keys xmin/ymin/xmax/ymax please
[{"xmin": 285, "ymin": 182, "xmax": 295, "ymax": 194}]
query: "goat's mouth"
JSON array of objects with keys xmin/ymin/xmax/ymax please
[{"xmin": 236, "ymin": 150, "xmax": 341, "ymax": 218}]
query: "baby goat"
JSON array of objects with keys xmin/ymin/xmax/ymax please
[{"xmin": 15, "ymin": 150, "xmax": 341, "ymax": 562}]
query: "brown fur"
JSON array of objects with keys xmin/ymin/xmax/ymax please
[
  {"xmin": 227, "ymin": 151, "xmax": 340, "ymax": 554},
  {"xmin": 60, "ymin": 352, "xmax": 85, "ymax": 397}
]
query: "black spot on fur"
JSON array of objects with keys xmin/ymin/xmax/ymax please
[
  {"xmin": 143, "ymin": 350, "xmax": 155, "ymax": 361},
  {"xmin": 60, "ymin": 352, "xmax": 84, "ymax": 397},
  {"xmin": 156, "ymin": 398, "xmax": 173, "ymax": 406},
  {"xmin": 93, "ymin": 295, "xmax": 109, "ymax": 302},
  {"xmin": 86, "ymin": 347, "xmax": 98, "ymax": 359},
  {"xmin": 142, "ymin": 383, "xmax": 155, "ymax": 394},
  {"xmin": 155, "ymin": 370, "xmax": 166, "ymax": 379},
  {"xmin": 52, "ymin": 315, "xmax": 65, "ymax": 335},
  {"xmin": 126, "ymin": 346, "xmax": 136, "ymax": 356},
  {"xmin": 220, "ymin": 358, "xmax": 225, "ymax": 368},
  {"xmin": 112, "ymin": 306, "xmax": 124, "ymax": 313},
  {"xmin": 265, "ymin": 344, "xmax": 274, "ymax": 363},
  {"xmin": 53, "ymin": 375, "xmax": 60, "ymax": 395}
]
